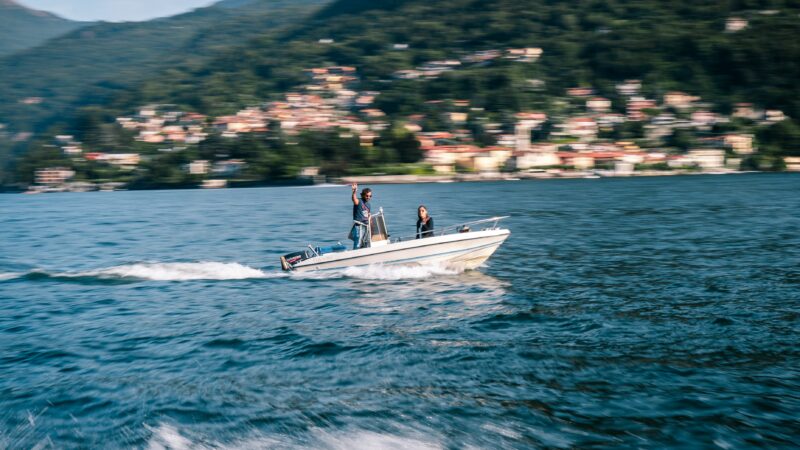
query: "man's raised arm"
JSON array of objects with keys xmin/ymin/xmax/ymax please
[{"xmin": 351, "ymin": 183, "xmax": 359, "ymax": 206}]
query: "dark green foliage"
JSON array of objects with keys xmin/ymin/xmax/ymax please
[
  {"xmin": 376, "ymin": 126, "xmax": 422, "ymax": 163},
  {"xmin": 757, "ymin": 120, "xmax": 800, "ymax": 156},
  {"xmin": 13, "ymin": 143, "xmax": 70, "ymax": 185},
  {"xmin": 6, "ymin": 0, "xmax": 800, "ymax": 186},
  {"xmin": 120, "ymin": 0, "xmax": 800, "ymax": 121},
  {"xmin": 0, "ymin": 1, "xmax": 87, "ymax": 57},
  {"xmin": 0, "ymin": 0, "xmax": 328, "ymax": 132},
  {"xmin": 666, "ymin": 129, "xmax": 696, "ymax": 151}
]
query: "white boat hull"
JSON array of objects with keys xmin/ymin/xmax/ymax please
[{"xmin": 290, "ymin": 228, "xmax": 510, "ymax": 272}]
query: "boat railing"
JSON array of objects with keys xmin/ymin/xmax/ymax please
[
  {"xmin": 390, "ymin": 215, "xmax": 509, "ymax": 243},
  {"xmin": 348, "ymin": 212, "xmax": 508, "ymax": 248},
  {"xmin": 352, "ymin": 219, "xmax": 369, "ymax": 248},
  {"xmin": 352, "ymin": 209, "xmax": 389, "ymax": 249}
]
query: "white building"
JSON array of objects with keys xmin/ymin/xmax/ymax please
[
  {"xmin": 726, "ymin": 17, "xmax": 748, "ymax": 32},
  {"xmin": 765, "ymin": 110, "xmax": 786, "ymax": 122},
  {"xmin": 188, "ymin": 160, "xmax": 210, "ymax": 175},
  {"xmin": 586, "ymin": 97, "xmax": 611, "ymax": 112},
  {"xmin": 35, "ymin": 167, "xmax": 75, "ymax": 185},
  {"xmin": 514, "ymin": 112, "xmax": 547, "ymax": 151},
  {"xmin": 98, "ymin": 153, "xmax": 140, "ymax": 167},
  {"xmin": 785, "ymin": 157, "xmax": 800, "ymax": 171},
  {"xmin": 616, "ymin": 79, "xmax": 641, "ymax": 96},
  {"xmin": 724, "ymin": 134, "xmax": 754, "ymax": 155},
  {"xmin": 688, "ymin": 149, "xmax": 726, "ymax": 170},
  {"xmin": 513, "ymin": 152, "xmax": 561, "ymax": 169},
  {"xmin": 202, "ymin": 179, "xmax": 227, "ymax": 189}
]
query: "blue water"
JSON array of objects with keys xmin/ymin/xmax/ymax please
[{"xmin": 1, "ymin": 174, "xmax": 799, "ymax": 449}]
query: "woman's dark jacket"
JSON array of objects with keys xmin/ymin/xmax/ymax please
[{"xmin": 416, "ymin": 217, "xmax": 434, "ymax": 238}]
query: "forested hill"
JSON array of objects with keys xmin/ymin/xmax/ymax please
[
  {"xmin": 5, "ymin": 0, "xmax": 800, "ymax": 133},
  {"xmin": 122, "ymin": 0, "xmax": 800, "ymax": 120},
  {"xmin": 0, "ymin": 0, "xmax": 329, "ymax": 132},
  {"xmin": 4, "ymin": 0, "xmax": 800, "ymax": 188},
  {"xmin": 0, "ymin": 0, "xmax": 87, "ymax": 57}
]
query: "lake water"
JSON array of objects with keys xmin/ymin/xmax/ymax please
[{"xmin": 1, "ymin": 174, "xmax": 799, "ymax": 449}]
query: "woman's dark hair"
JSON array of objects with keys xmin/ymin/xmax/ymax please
[{"xmin": 417, "ymin": 205, "xmax": 428, "ymax": 220}]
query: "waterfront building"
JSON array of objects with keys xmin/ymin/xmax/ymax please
[
  {"xmin": 188, "ymin": 160, "xmax": 210, "ymax": 175},
  {"xmin": 685, "ymin": 149, "xmax": 726, "ymax": 170},
  {"xmin": 785, "ymin": 157, "xmax": 800, "ymax": 171},
  {"xmin": 35, "ymin": 167, "xmax": 75, "ymax": 185},
  {"xmin": 724, "ymin": 134, "xmax": 754, "ymax": 155},
  {"xmin": 514, "ymin": 112, "xmax": 547, "ymax": 151}
]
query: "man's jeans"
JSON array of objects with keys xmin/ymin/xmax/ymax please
[{"xmin": 352, "ymin": 224, "xmax": 367, "ymax": 249}]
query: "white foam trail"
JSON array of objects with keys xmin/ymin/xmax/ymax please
[
  {"xmin": 0, "ymin": 272, "xmax": 21, "ymax": 281},
  {"xmin": 85, "ymin": 262, "xmax": 280, "ymax": 281},
  {"xmin": 289, "ymin": 263, "xmax": 463, "ymax": 281},
  {"xmin": 315, "ymin": 429, "xmax": 442, "ymax": 450},
  {"xmin": 12, "ymin": 262, "xmax": 463, "ymax": 283},
  {"xmin": 144, "ymin": 423, "xmax": 443, "ymax": 450},
  {"xmin": 342, "ymin": 264, "xmax": 462, "ymax": 280},
  {"xmin": 145, "ymin": 424, "xmax": 197, "ymax": 450}
]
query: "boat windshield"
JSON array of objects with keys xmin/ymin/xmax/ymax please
[{"xmin": 368, "ymin": 211, "xmax": 389, "ymax": 245}]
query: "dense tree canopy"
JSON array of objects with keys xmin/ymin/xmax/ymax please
[{"xmin": 3, "ymin": 0, "xmax": 800, "ymax": 187}]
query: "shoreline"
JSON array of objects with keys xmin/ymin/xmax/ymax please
[
  {"xmin": 4, "ymin": 170, "xmax": 788, "ymax": 194},
  {"xmin": 336, "ymin": 169, "xmax": 764, "ymax": 184}
]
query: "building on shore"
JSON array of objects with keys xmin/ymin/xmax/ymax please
[
  {"xmin": 784, "ymin": 157, "xmax": 800, "ymax": 171},
  {"xmin": 35, "ymin": 167, "xmax": 75, "ymax": 185},
  {"xmin": 424, "ymin": 145, "xmax": 514, "ymax": 174},
  {"xmin": 188, "ymin": 160, "xmax": 210, "ymax": 175},
  {"xmin": 514, "ymin": 112, "xmax": 547, "ymax": 151}
]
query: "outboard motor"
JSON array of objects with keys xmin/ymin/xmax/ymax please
[{"xmin": 280, "ymin": 249, "xmax": 313, "ymax": 271}]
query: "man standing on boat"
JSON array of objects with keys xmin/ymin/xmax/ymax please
[{"xmin": 350, "ymin": 183, "xmax": 372, "ymax": 249}]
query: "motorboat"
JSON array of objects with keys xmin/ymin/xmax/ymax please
[{"xmin": 280, "ymin": 209, "xmax": 510, "ymax": 272}]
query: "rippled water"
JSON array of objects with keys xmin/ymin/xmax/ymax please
[{"xmin": 1, "ymin": 174, "xmax": 799, "ymax": 448}]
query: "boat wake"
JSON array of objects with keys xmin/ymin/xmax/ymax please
[
  {"xmin": 145, "ymin": 422, "xmax": 443, "ymax": 450},
  {"xmin": 89, "ymin": 262, "xmax": 277, "ymax": 281},
  {"xmin": 343, "ymin": 263, "xmax": 463, "ymax": 280},
  {"xmin": 0, "ymin": 272, "xmax": 22, "ymax": 281},
  {"xmin": 290, "ymin": 263, "xmax": 463, "ymax": 281},
  {"xmin": 0, "ymin": 262, "xmax": 281, "ymax": 283},
  {"xmin": 0, "ymin": 262, "xmax": 467, "ymax": 284}
]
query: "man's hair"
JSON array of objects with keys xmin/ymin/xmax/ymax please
[{"xmin": 361, "ymin": 188, "xmax": 372, "ymax": 197}]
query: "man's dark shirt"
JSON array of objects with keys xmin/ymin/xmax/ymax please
[{"xmin": 353, "ymin": 200, "xmax": 371, "ymax": 222}]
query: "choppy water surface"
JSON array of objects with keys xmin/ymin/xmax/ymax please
[{"xmin": 1, "ymin": 174, "xmax": 799, "ymax": 449}]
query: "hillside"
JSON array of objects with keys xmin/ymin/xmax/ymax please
[
  {"xmin": 0, "ymin": 0, "xmax": 87, "ymax": 57},
  {"xmin": 126, "ymin": 0, "xmax": 800, "ymax": 119},
  {"xmin": 0, "ymin": 0, "xmax": 329, "ymax": 132},
  {"xmin": 4, "ymin": 0, "xmax": 800, "ymax": 188}
]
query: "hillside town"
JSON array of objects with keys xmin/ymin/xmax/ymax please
[{"xmin": 26, "ymin": 43, "xmax": 799, "ymax": 192}]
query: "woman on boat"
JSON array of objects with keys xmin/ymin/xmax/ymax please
[{"xmin": 416, "ymin": 205, "xmax": 434, "ymax": 239}]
